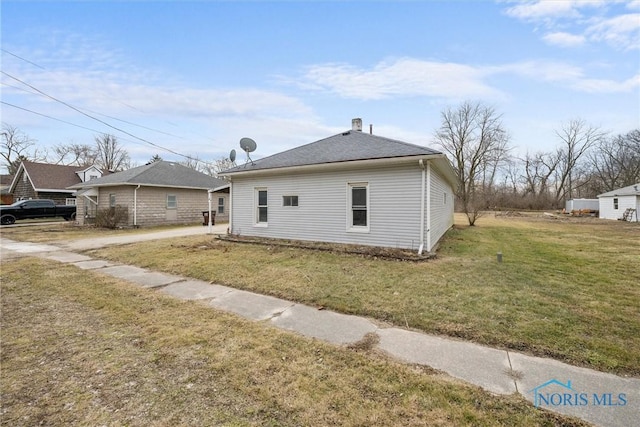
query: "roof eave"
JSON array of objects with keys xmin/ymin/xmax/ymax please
[
  {"xmin": 219, "ymin": 154, "xmax": 445, "ymax": 178},
  {"xmin": 68, "ymin": 182, "xmax": 218, "ymax": 191}
]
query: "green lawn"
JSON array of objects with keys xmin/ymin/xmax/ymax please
[
  {"xmin": 1, "ymin": 258, "xmax": 588, "ymax": 426},
  {"xmin": 84, "ymin": 214, "xmax": 640, "ymax": 376}
]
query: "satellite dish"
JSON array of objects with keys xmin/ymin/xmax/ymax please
[
  {"xmin": 240, "ymin": 137, "xmax": 257, "ymax": 153},
  {"xmin": 239, "ymin": 137, "xmax": 257, "ymax": 166},
  {"xmin": 229, "ymin": 149, "xmax": 236, "ymax": 162}
]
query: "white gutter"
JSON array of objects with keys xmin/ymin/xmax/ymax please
[
  {"xmin": 133, "ymin": 185, "xmax": 140, "ymax": 227},
  {"xmin": 219, "ymin": 154, "xmax": 446, "ymax": 179},
  {"xmin": 418, "ymin": 160, "xmax": 426, "ymax": 255}
]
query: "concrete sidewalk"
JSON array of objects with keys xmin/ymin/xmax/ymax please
[{"xmin": 1, "ymin": 232, "xmax": 638, "ymax": 427}]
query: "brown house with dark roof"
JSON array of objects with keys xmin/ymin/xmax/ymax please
[{"xmin": 9, "ymin": 161, "xmax": 108, "ymax": 205}]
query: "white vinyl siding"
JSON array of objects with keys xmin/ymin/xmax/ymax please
[
  {"xmin": 599, "ymin": 195, "xmax": 640, "ymax": 221},
  {"xmin": 428, "ymin": 165, "xmax": 455, "ymax": 248},
  {"xmin": 230, "ymin": 163, "xmax": 451, "ymax": 251}
]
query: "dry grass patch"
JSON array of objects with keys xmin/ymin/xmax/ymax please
[
  {"xmin": 82, "ymin": 215, "xmax": 640, "ymax": 376},
  {"xmin": 0, "ymin": 258, "xmax": 587, "ymax": 426}
]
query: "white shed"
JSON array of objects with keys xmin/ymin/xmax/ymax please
[
  {"xmin": 219, "ymin": 119, "xmax": 458, "ymax": 254},
  {"xmin": 565, "ymin": 198, "xmax": 599, "ymax": 212},
  {"xmin": 597, "ymin": 183, "xmax": 639, "ymax": 222}
]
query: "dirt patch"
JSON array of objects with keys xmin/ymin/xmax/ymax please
[{"xmin": 215, "ymin": 235, "xmax": 435, "ymax": 262}]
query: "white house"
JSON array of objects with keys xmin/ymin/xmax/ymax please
[
  {"xmin": 597, "ymin": 182, "xmax": 640, "ymax": 222},
  {"xmin": 219, "ymin": 119, "xmax": 458, "ymax": 254}
]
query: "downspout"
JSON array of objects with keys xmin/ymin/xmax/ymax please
[
  {"xmin": 207, "ymin": 189, "xmax": 213, "ymax": 234},
  {"xmin": 228, "ymin": 180, "xmax": 233, "ymax": 234},
  {"xmin": 133, "ymin": 185, "xmax": 140, "ymax": 227},
  {"xmin": 426, "ymin": 161, "xmax": 432, "ymax": 252},
  {"xmin": 418, "ymin": 160, "xmax": 426, "ymax": 255}
]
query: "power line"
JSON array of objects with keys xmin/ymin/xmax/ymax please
[
  {"xmin": 1, "ymin": 70, "xmax": 206, "ymax": 163},
  {"xmin": 3, "ymin": 79, "xmax": 187, "ymax": 140},
  {"xmin": 1, "ymin": 48, "xmax": 46, "ymax": 70},
  {"xmin": 1, "ymin": 101, "xmax": 109, "ymax": 134},
  {"xmin": 2, "ymin": 47, "xmax": 216, "ymax": 143}
]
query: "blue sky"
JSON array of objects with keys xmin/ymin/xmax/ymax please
[{"xmin": 1, "ymin": 1, "xmax": 639, "ymax": 171}]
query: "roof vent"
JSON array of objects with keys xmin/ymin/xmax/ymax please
[{"xmin": 352, "ymin": 118, "xmax": 362, "ymax": 132}]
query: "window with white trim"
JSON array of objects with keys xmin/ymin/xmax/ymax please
[
  {"xmin": 348, "ymin": 182, "xmax": 369, "ymax": 232},
  {"xmin": 167, "ymin": 194, "xmax": 177, "ymax": 209},
  {"xmin": 218, "ymin": 197, "xmax": 225, "ymax": 214},
  {"xmin": 283, "ymin": 195, "xmax": 298, "ymax": 207},
  {"xmin": 256, "ymin": 188, "xmax": 268, "ymax": 225},
  {"xmin": 109, "ymin": 193, "xmax": 116, "ymax": 207},
  {"xmin": 613, "ymin": 198, "xmax": 618, "ymax": 210}
]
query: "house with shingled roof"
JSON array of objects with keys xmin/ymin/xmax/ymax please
[
  {"xmin": 9, "ymin": 161, "xmax": 107, "ymax": 205},
  {"xmin": 597, "ymin": 182, "xmax": 639, "ymax": 222},
  {"xmin": 218, "ymin": 119, "xmax": 457, "ymax": 254},
  {"xmin": 68, "ymin": 160, "xmax": 229, "ymax": 227}
]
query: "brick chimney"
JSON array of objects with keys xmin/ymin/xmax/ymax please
[{"xmin": 352, "ymin": 118, "xmax": 362, "ymax": 132}]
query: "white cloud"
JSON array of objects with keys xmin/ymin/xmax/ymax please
[
  {"xmin": 542, "ymin": 31, "xmax": 586, "ymax": 47},
  {"xmin": 586, "ymin": 13, "xmax": 640, "ymax": 50},
  {"xmin": 627, "ymin": 0, "xmax": 640, "ymax": 10},
  {"xmin": 570, "ymin": 73, "xmax": 640, "ymax": 92},
  {"xmin": 296, "ymin": 58, "xmax": 501, "ymax": 100},
  {"xmin": 502, "ymin": 0, "xmax": 639, "ymax": 50},
  {"xmin": 504, "ymin": 0, "xmax": 593, "ymax": 20},
  {"xmin": 293, "ymin": 57, "xmax": 638, "ymax": 101}
]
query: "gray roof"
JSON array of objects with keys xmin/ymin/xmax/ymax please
[
  {"xmin": 597, "ymin": 182, "xmax": 640, "ymax": 198},
  {"xmin": 68, "ymin": 161, "xmax": 225, "ymax": 190},
  {"xmin": 221, "ymin": 130, "xmax": 442, "ymax": 174}
]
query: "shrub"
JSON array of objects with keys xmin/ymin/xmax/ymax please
[{"xmin": 95, "ymin": 205, "xmax": 128, "ymax": 229}]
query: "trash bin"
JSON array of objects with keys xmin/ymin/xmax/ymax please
[{"xmin": 202, "ymin": 211, "xmax": 215, "ymax": 226}]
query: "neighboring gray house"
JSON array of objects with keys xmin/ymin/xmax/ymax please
[
  {"xmin": 69, "ymin": 160, "xmax": 229, "ymax": 227},
  {"xmin": 597, "ymin": 183, "xmax": 639, "ymax": 222},
  {"xmin": 219, "ymin": 119, "xmax": 457, "ymax": 253}
]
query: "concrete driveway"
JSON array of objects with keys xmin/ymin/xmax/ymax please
[{"xmin": 59, "ymin": 223, "xmax": 227, "ymax": 251}]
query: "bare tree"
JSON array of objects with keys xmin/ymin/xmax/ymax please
[
  {"xmin": 50, "ymin": 142, "xmax": 97, "ymax": 167},
  {"xmin": 194, "ymin": 156, "xmax": 236, "ymax": 177},
  {"xmin": 1, "ymin": 124, "xmax": 45, "ymax": 174},
  {"xmin": 95, "ymin": 134, "xmax": 130, "ymax": 171},
  {"xmin": 178, "ymin": 154, "xmax": 202, "ymax": 171},
  {"xmin": 212, "ymin": 157, "xmax": 235, "ymax": 175},
  {"xmin": 588, "ymin": 129, "xmax": 640, "ymax": 193},
  {"xmin": 434, "ymin": 101, "xmax": 511, "ymax": 225},
  {"xmin": 147, "ymin": 154, "xmax": 163, "ymax": 164},
  {"xmin": 552, "ymin": 119, "xmax": 606, "ymax": 205}
]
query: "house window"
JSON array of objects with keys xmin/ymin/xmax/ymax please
[
  {"xmin": 218, "ymin": 197, "xmax": 225, "ymax": 214},
  {"xmin": 167, "ymin": 195, "xmax": 177, "ymax": 209},
  {"xmin": 256, "ymin": 188, "xmax": 268, "ymax": 225},
  {"xmin": 348, "ymin": 182, "xmax": 369, "ymax": 232},
  {"xmin": 613, "ymin": 198, "xmax": 618, "ymax": 209},
  {"xmin": 66, "ymin": 198, "xmax": 76, "ymax": 206},
  {"xmin": 283, "ymin": 195, "xmax": 298, "ymax": 207},
  {"xmin": 89, "ymin": 175, "xmax": 98, "ymax": 180},
  {"xmin": 109, "ymin": 194, "xmax": 116, "ymax": 207}
]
